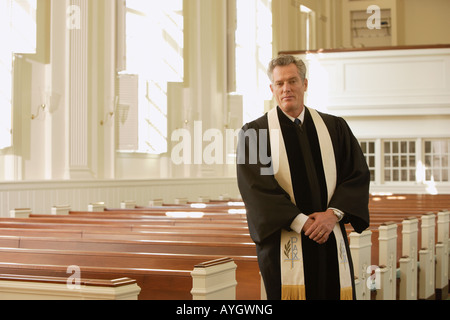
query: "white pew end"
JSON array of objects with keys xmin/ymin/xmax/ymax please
[
  {"xmin": 419, "ymin": 248, "xmax": 434, "ymax": 299},
  {"xmin": 175, "ymin": 197, "xmax": 188, "ymax": 205},
  {"xmin": 436, "ymin": 211, "xmax": 449, "ymax": 300},
  {"xmin": 401, "ymin": 217, "xmax": 418, "ymax": 300},
  {"xmin": 399, "ymin": 256, "xmax": 415, "ymax": 300},
  {"xmin": 191, "ymin": 258, "xmax": 237, "ymax": 300},
  {"xmin": 9, "ymin": 208, "xmax": 32, "ymax": 218},
  {"xmin": 375, "ymin": 266, "xmax": 390, "ymax": 300},
  {"xmin": 88, "ymin": 202, "xmax": 105, "ymax": 212},
  {"xmin": 120, "ymin": 200, "xmax": 136, "ymax": 209},
  {"xmin": 378, "ymin": 222, "xmax": 397, "ymax": 300},
  {"xmin": 149, "ymin": 199, "xmax": 164, "ymax": 207},
  {"xmin": 0, "ymin": 275, "xmax": 141, "ymax": 300},
  {"xmin": 51, "ymin": 205, "xmax": 71, "ymax": 215},
  {"xmin": 349, "ymin": 230, "xmax": 372, "ymax": 300},
  {"xmin": 420, "ymin": 213, "xmax": 436, "ymax": 299}
]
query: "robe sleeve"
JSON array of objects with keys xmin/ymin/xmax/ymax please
[
  {"xmin": 236, "ymin": 120, "xmax": 301, "ymax": 245},
  {"xmin": 328, "ymin": 117, "xmax": 370, "ymax": 234}
]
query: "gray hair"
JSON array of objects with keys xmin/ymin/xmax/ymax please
[{"xmin": 267, "ymin": 55, "xmax": 307, "ymax": 83}]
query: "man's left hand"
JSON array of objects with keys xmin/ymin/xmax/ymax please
[{"xmin": 303, "ymin": 209, "xmax": 338, "ymax": 244}]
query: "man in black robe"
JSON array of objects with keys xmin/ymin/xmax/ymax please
[{"xmin": 236, "ymin": 55, "xmax": 370, "ymax": 300}]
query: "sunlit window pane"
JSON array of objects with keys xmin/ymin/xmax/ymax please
[
  {"xmin": 423, "ymin": 139, "xmax": 450, "ymax": 182},
  {"xmin": 235, "ymin": 0, "xmax": 272, "ymax": 123},
  {"xmin": 124, "ymin": 0, "xmax": 183, "ymax": 154}
]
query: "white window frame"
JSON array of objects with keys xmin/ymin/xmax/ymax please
[
  {"xmin": 360, "ymin": 140, "xmax": 376, "ymax": 183},
  {"xmin": 382, "ymin": 139, "xmax": 418, "ymax": 184},
  {"xmin": 423, "ymin": 138, "xmax": 450, "ymax": 183}
]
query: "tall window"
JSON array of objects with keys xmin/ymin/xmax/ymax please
[
  {"xmin": 122, "ymin": 0, "xmax": 183, "ymax": 154},
  {"xmin": 383, "ymin": 140, "xmax": 417, "ymax": 182},
  {"xmin": 299, "ymin": 4, "xmax": 315, "ymax": 51},
  {"xmin": 0, "ymin": 0, "xmax": 37, "ymax": 149},
  {"xmin": 360, "ymin": 140, "xmax": 376, "ymax": 182},
  {"xmin": 235, "ymin": 0, "xmax": 272, "ymax": 123},
  {"xmin": 424, "ymin": 139, "xmax": 449, "ymax": 182}
]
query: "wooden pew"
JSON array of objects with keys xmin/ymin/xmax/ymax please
[
  {"xmin": 0, "ymin": 210, "xmax": 260, "ymax": 300},
  {"xmin": 348, "ymin": 194, "xmax": 450, "ymax": 300},
  {"xmin": 0, "ymin": 274, "xmax": 141, "ymax": 300},
  {"xmin": 0, "ymin": 227, "xmax": 252, "ymax": 243},
  {"xmin": 0, "ymin": 235, "xmax": 256, "ymax": 256},
  {"xmin": 0, "ymin": 261, "xmax": 192, "ymax": 300},
  {"xmin": 1, "ymin": 217, "xmax": 248, "ymax": 228},
  {"xmin": 68, "ymin": 211, "xmax": 247, "ymax": 220},
  {"xmin": 0, "ymin": 247, "xmax": 260, "ymax": 300},
  {"xmin": 0, "ymin": 220, "xmax": 249, "ymax": 234},
  {"xmin": 3, "ymin": 193, "xmax": 448, "ymax": 300}
]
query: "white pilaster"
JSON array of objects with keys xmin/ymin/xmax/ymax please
[{"xmin": 66, "ymin": 0, "xmax": 92, "ymax": 179}]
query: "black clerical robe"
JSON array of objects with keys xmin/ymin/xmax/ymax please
[{"xmin": 236, "ymin": 106, "xmax": 370, "ymax": 300}]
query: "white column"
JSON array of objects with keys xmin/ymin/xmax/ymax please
[
  {"xmin": 97, "ymin": 0, "xmax": 117, "ymax": 179},
  {"xmin": 182, "ymin": 0, "xmax": 228, "ymax": 177}
]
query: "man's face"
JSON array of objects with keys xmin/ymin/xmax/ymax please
[{"xmin": 270, "ymin": 63, "xmax": 308, "ymax": 118}]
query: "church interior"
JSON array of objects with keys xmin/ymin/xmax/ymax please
[{"xmin": 0, "ymin": 0, "xmax": 449, "ymax": 301}]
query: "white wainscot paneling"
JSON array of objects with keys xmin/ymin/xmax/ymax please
[
  {"xmin": 299, "ymin": 47, "xmax": 450, "ymax": 117},
  {"xmin": 0, "ymin": 178, "xmax": 240, "ymax": 217}
]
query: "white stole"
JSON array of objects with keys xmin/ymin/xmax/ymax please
[{"xmin": 267, "ymin": 107, "xmax": 353, "ymax": 300}]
